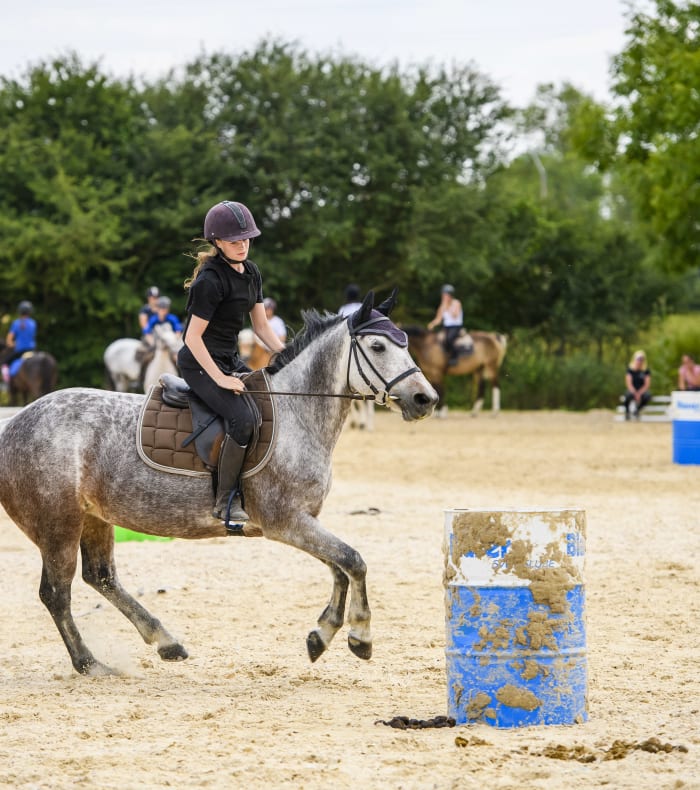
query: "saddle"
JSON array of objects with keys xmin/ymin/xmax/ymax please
[
  {"xmin": 439, "ymin": 328, "xmax": 474, "ymax": 359},
  {"xmin": 136, "ymin": 370, "xmax": 276, "ymax": 479},
  {"xmin": 4, "ymin": 351, "xmax": 35, "ymax": 379},
  {"xmin": 453, "ymin": 330, "xmax": 475, "ymax": 357}
]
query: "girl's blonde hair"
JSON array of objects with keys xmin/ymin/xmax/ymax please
[
  {"xmin": 184, "ymin": 242, "xmax": 217, "ymax": 290},
  {"xmin": 630, "ymin": 349, "xmax": 647, "ymax": 366}
]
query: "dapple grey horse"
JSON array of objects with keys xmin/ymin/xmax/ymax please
[{"xmin": 0, "ymin": 292, "xmax": 437, "ymax": 676}]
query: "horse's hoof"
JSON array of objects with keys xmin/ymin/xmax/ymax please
[
  {"xmin": 348, "ymin": 635, "xmax": 372, "ymax": 660},
  {"xmin": 81, "ymin": 660, "xmax": 119, "ymax": 677},
  {"xmin": 158, "ymin": 643, "xmax": 188, "ymax": 662},
  {"xmin": 306, "ymin": 630, "xmax": 327, "ymax": 663}
]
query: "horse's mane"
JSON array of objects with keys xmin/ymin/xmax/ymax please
[{"xmin": 265, "ymin": 310, "xmax": 345, "ymax": 374}]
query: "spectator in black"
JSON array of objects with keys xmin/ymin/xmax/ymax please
[{"xmin": 623, "ymin": 350, "xmax": 652, "ymax": 420}]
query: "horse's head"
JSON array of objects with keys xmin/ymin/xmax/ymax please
[
  {"xmin": 346, "ymin": 291, "xmax": 438, "ymax": 420},
  {"xmin": 152, "ymin": 323, "xmax": 183, "ymax": 354}
]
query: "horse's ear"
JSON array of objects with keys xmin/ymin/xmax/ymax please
[
  {"xmin": 376, "ymin": 288, "xmax": 398, "ymax": 317},
  {"xmin": 357, "ymin": 291, "xmax": 374, "ymax": 322}
]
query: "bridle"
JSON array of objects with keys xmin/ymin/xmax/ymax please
[
  {"xmin": 345, "ymin": 315, "xmax": 420, "ymax": 406},
  {"xmin": 244, "ymin": 315, "xmax": 419, "ymax": 403}
]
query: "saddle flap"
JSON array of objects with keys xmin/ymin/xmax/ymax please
[
  {"xmin": 137, "ymin": 372, "xmax": 277, "ymax": 479},
  {"xmin": 137, "ymin": 386, "xmax": 214, "ymax": 477},
  {"xmin": 188, "ymin": 394, "xmax": 225, "ymax": 467},
  {"xmin": 240, "ymin": 369, "xmax": 276, "ymax": 479}
]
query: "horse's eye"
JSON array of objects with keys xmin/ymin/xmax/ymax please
[{"xmin": 370, "ymin": 340, "xmax": 385, "ymax": 353}]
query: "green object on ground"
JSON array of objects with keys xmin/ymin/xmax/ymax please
[{"xmin": 114, "ymin": 525, "xmax": 172, "ymax": 542}]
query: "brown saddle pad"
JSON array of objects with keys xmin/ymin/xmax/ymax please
[{"xmin": 136, "ymin": 369, "xmax": 276, "ymax": 479}]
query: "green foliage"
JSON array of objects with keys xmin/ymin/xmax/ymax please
[
  {"xmin": 502, "ymin": 346, "xmax": 623, "ymax": 411},
  {"xmin": 0, "ymin": 39, "xmax": 695, "ymax": 400},
  {"xmin": 610, "ymin": 0, "xmax": 700, "ymax": 271}
]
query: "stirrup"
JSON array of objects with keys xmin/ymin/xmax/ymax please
[{"xmin": 213, "ymin": 489, "xmax": 249, "ymax": 527}]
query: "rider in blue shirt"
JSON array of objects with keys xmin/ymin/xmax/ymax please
[
  {"xmin": 4, "ymin": 301, "xmax": 37, "ymax": 367},
  {"xmin": 142, "ymin": 296, "xmax": 183, "ymax": 339}
]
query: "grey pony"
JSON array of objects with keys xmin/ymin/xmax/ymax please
[{"xmin": 0, "ymin": 291, "xmax": 438, "ymax": 676}]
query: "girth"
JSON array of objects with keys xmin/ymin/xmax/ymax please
[{"xmin": 136, "ymin": 370, "xmax": 276, "ymax": 479}]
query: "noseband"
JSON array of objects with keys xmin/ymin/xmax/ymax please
[{"xmin": 346, "ymin": 316, "xmax": 420, "ymax": 406}]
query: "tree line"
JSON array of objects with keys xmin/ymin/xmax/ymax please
[{"xmin": 0, "ymin": 1, "xmax": 697, "ymax": 402}]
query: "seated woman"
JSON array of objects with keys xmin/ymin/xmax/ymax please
[
  {"xmin": 678, "ymin": 354, "xmax": 700, "ymax": 391},
  {"xmin": 623, "ymin": 350, "xmax": 652, "ymax": 420}
]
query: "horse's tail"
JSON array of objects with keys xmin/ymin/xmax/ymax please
[
  {"xmin": 494, "ymin": 334, "xmax": 508, "ymax": 367},
  {"xmin": 40, "ymin": 355, "xmax": 58, "ymax": 396}
]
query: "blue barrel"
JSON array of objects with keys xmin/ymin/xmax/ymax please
[
  {"xmin": 671, "ymin": 391, "xmax": 700, "ymax": 465},
  {"xmin": 444, "ymin": 509, "xmax": 588, "ymax": 727}
]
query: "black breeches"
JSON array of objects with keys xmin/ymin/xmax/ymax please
[
  {"xmin": 624, "ymin": 390, "xmax": 652, "ymax": 412},
  {"xmin": 180, "ymin": 367, "xmax": 257, "ymax": 445},
  {"xmin": 3, "ymin": 348, "xmax": 29, "ymax": 366},
  {"xmin": 444, "ymin": 326, "xmax": 462, "ymax": 351}
]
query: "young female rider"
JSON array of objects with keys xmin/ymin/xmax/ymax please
[
  {"xmin": 178, "ymin": 201, "xmax": 286, "ymax": 525},
  {"xmin": 427, "ymin": 284, "xmax": 464, "ymax": 366}
]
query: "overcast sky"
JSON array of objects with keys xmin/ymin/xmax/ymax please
[{"xmin": 3, "ymin": 0, "xmax": 633, "ymax": 107}]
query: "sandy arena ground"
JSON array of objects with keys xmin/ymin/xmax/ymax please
[{"xmin": 0, "ymin": 407, "xmax": 698, "ymax": 789}]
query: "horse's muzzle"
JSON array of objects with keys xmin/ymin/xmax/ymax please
[{"xmin": 391, "ymin": 380, "xmax": 439, "ymax": 421}]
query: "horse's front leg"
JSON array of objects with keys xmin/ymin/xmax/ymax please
[
  {"xmin": 490, "ymin": 375, "xmax": 501, "ymax": 414},
  {"xmin": 275, "ymin": 516, "xmax": 372, "ymax": 662},
  {"xmin": 306, "ymin": 561, "xmax": 349, "ymax": 662}
]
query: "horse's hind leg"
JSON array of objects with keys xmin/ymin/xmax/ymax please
[
  {"xmin": 471, "ymin": 373, "xmax": 485, "ymax": 416},
  {"xmin": 80, "ymin": 516, "xmax": 188, "ymax": 663},
  {"xmin": 307, "ymin": 561, "xmax": 349, "ymax": 662},
  {"xmin": 37, "ymin": 545, "xmax": 113, "ymax": 676}
]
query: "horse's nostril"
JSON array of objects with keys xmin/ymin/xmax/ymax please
[{"xmin": 414, "ymin": 392, "xmax": 435, "ymax": 406}]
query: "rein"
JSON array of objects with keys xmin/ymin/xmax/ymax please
[
  {"xmin": 242, "ymin": 390, "xmax": 377, "ymax": 401},
  {"xmin": 242, "ymin": 315, "xmax": 417, "ymax": 404}
]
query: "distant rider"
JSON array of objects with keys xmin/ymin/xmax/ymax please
[
  {"xmin": 142, "ymin": 296, "xmax": 183, "ymax": 343},
  {"xmin": 4, "ymin": 300, "xmax": 37, "ymax": 366},
  {"xmin": 139, "ymin": 286, "xmax": 161, "ymax": 332},
  {"xmin": 427, "ymin": 284, "xmax": 465, "ymax": 366}
]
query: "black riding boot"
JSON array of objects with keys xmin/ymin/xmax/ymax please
[{"xmin": 213, "ymin": 435, "xmax": 249, "ymax": 524}]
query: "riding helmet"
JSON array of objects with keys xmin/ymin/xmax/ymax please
[
  {"xmin": 441, "ymin": 284, "xmax": 455, "ymax": 295},
  {"xmin": 204, "ymin": 201, "xmax": 261, "ymax": 242},
  {"xmin": 17, "ymin": 300, "xmax": 33, "ymax": 315},
  {"xmin": 344, "ymin": 284, "xmax": 361, "ymax": 303},
  {"xmin": 156, "ymin": 296, "xmax": 171, "ymax": 309},
  {"xmin": 146, "ymin": 286, "xmax": 160, "ymax": 298}
]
